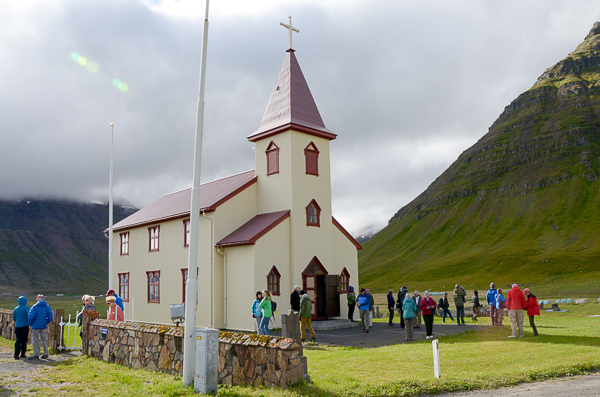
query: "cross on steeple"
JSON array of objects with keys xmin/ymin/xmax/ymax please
[{"xmin": 280, "ymin": 16, "xmax": 299, "ymax": 50}]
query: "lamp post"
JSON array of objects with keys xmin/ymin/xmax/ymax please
[{"xmin": 108, "ymin": 122, "xmax": 114, "ymax": 290}]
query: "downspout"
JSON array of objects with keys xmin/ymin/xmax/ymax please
[
  {"xmin": 200, "ymin": 210, "xmax": 214, "ymax": 328},
  {"xmin": 217, "ymin": 247, "xmax": 227, "ymax": 327}
]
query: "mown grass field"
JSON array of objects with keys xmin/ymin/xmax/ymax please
[{"xmin": 1, "ymin": 303, "xmax": 599, "ymax": 396}]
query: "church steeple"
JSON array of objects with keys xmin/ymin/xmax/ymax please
[{"xmin": 247, "ymin": 50, "xmax": 337, "ymax": 142}]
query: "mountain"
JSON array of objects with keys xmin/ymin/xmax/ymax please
[
  {"xmin": 0, "ymin": 199, "xmax": 136, "ymax": 295},
  {"xmin": 359, "ymin": 23, "xmax": 600, "ymax": 295}
]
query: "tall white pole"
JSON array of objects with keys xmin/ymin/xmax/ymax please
[
  {"xmin": 108, "ymin": 122, "xmax": 114, "ymax": 290},
  {"xmin": 183, "ymin": 0, "xmax": 210, "ymax": 387}
]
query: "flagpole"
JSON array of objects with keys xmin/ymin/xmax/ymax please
[
  {"xmin": 108, "ymin": 122, "xmax": 114, "ymax": 290},
  {"xmin": 183, "ymin": 0, "xmax": 210, "ymax": 387}
]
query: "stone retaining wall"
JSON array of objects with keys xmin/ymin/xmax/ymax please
[{"xmin": 0, "ymin": 308, "xmax": 63, "ymax": 350}]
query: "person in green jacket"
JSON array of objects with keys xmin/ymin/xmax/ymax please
[
  {"xmin": 259, "ymin": 289, "xmax": 273, "ymax": 335},
  {"xmin": 402, "ymin": 292, "xmax": 418, "ymax": 341},
  {"xmin": 453, "ymin": 284, "xmax": 467, "ymax": 325},
  {"xmin": 299, "ymin": 290, "xmax": 316, "ymax": 342}
]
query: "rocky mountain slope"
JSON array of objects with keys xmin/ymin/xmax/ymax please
[
  {"xmin": 0, "ymin": 199, "xmax": 136, "ymax": 295},
  {"xmin": 359, "ymin": 23, "xmax": 600, "ymax": 295}
]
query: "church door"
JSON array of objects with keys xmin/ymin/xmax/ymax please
[
  {"xmin": 326, "ymin": 274, "xmax": 340, "ymax": 318},
  {"xmin": 302, "ymin": 257, "xmax": 340, "ymax": 320}
]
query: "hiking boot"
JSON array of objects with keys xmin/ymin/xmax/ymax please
[
  {"xmin": 41, "ymin": 355, "xmax": 49, "ymax": 359},
  {"xmin": 310, "ymin": 337, "xmax": 316, "ymax": 342},
  {"xmin": 14, "ymin": 356, "xmax": 19, "ymax": 360},
  {"xmin": 27, "ymin": 356, "xmax": 39, "ymax": 360}
]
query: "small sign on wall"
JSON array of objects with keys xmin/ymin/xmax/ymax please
[{"xmin": 101, "ymin": 328, "xmax": 108, "ymax": 335}]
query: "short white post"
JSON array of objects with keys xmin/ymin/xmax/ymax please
[
  {"xmin": 432, "ymin": 339, "xmax": 441, "ymax": 378},
  {"xmin": 194, "ymin": 328, "xmax": 219, "ymax": 394}
]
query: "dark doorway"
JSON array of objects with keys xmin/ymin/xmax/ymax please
[{"xmin": 302, "ymin": 256, "xmax": 340, "ymax": 320}]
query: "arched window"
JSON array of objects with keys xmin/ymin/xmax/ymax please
[
  {"xmin": 306, "ymin": 199, "xmax": 321, "ymax": 227},
  {"xmin": 339, "ymin": 268, "xmax": 350, "ymax": 293},
  {"xmin": 304, "ymin": 142, "xmax": 319, "ymax": 176},
  {"xmin": 266, "ymin": 141, "xmax": 279, "ymax": 175},
  {"xmin": 267, "ymin": 265, "xmax": 281, "ymax": 296}
]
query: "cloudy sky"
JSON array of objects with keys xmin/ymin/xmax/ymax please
[{"xmin": 1, "ymin": 0, "xmax": 599, "ymax": 236}]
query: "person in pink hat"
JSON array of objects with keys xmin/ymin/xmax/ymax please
[
  {"xmin": 524, "ymin": 288, "xmax": 540, "ymax": 336},
  {"xmin": 506, "ymin": 284, "xmax": 527, "ymax": 338}
]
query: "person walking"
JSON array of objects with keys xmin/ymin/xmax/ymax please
[
  {"xmin": 356, "ymin": 288, "xmax": 371, "ymax": 333},
  {"xmin": 251, "ymin": 291, "xmax": 263, "ymax": 335},
  {"xmin": 12, "ymin": 296, "xmax": 29, "ymax": 360},
  {"xmin": 366, "ymin": 289, "xmax": 374, "ymax": 328},
  {"xmin": 413, "ymin": 291, "xmax": 422, "ymax": 328},
  {"xmin": 453, "ymin": 284, "xmax": 467, "ymax": 325},
  {"xmin": 397, "ymin": 287, "xmax": 407, "ymax": 328},
  {"xmin": 27, "ymin": 294, "xmax": 53, "ymax": 360},
  {"xmin": 290, "ymin": 285, "xmax": 301, "ymax": 313},
  {"xmin": 486, "ymin": 283, "xmax": 498, "ymax": 325},
  {"xmin": 496, "ymin": 288, "xmax": 506, "ymax": 325},
  {"xmin": 107, "ymin": 296, "xmax": 124, "ymax": 321},
  {"xmin": 347, "ymin": 286, "xmax": 356, "ymax": 322},
  {"xmin": 299, "ymin": 290, "xmax": 316, "ymax": 342},
  {"xmin": 402, "ymin": 292, "xmax": 418, "ymax": 341},
  {"xmin": 387, "ymin": 290, "xmax": 395, "ymax": 326},
  {"xmin": 106, "ymin": 289, "xmax": 124, "ymax": 313},
  {"xmin": 438, "ymin": 292, "xmax": 455, "ymax": 322},
  {"xmin": 420, "ymin": 291, "xmax": 437, "ymax": 340},
  {"xmin": 506, "ymin": 284, "xmax": 527, "ymax": 338},
  {"xmin": 471, "ymin": 290, "xmax": 480, "ymax": 322},
  {"xmin": 259, "ymin": 290, "xmax": 273, "ymax": 335},
  {"xmin": 524, "ymin": 288, "xmax": 540, "ymax": 336}
]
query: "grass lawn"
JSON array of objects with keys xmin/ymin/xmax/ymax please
[{"xmin": 2, "ymin": 303, "xmax": 600, "ymax": 396}]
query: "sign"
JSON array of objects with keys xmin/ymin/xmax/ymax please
[{"xmin": 101, "ymin": 328, "xmax": 108, "ymax": 335}]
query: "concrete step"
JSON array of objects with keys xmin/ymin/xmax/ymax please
[{"xmin": 311, "ymin": 319, "xmax": 361, "ymax": 331}]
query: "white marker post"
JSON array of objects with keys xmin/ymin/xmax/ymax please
[{"xmin": 432, "ymin": 339, "xmax": 441, "ymax": 378}]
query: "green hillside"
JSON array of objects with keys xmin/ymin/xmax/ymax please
[{"xmin": 359, "ymin": 23, "xmax": 600, "ymax": 296}]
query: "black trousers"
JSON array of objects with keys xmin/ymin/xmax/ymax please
[
  {"xmin": 423, "ymin": 314, "xmax": 434, "ymax": 336},
  {"xmin": 348, "ymin": 304, "xmax": 355, "ymax": 321},
  {"xmin": 14, "ymin": 326, "xmax": 29, "ymax": 357},
  {"xmin": 388, "ymin": 308, "xmax": 394, "ymax": 324},
  {"xmin": 400, "ymin": 308, "xmax": 405, "ymax": 327},
  {"xmin": 529, "ymin": 315, "xmax": 538, "ymax": 336}
]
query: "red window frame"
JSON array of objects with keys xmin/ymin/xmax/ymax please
[
  {"xmin": 306, "ymin": 199, "xmax": 321, "ymax": 227},
  {"xmin": 181, "ymin": 268, "xmax": 199, "ymax": 303},
  {"xmin": 267, "ymin": 265, "xmax": 281, "ymax": 296},
  {"xmin": 118, "ymin": 272, "xmax": 130, "ymax": 302},
  {"xmin": 339, "ymin": 267, "xmax": 350, "ymax": 293},
  {"xmin": 266, "ymin": 141, "xmax": 279, "ymax": 175},
  {"xmin": 148, "ymin": 225, "xmax": 160, "ymax": 252},
  {"xmin": 304, "ymin": 142, "xmax": 319, "ymax": 176},
  {"xmin": 183, "ymin": 219, "xmax": 190, "ymax": 247},
  {"xmin": 119, "ymin": 232, "xmax": 129, "ymax": 256},
  {"xmin": 147, "ymin": 271, "xmax": 160, "ymax": 303}
]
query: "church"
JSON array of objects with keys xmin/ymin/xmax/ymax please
[{"xmin": 110, "ymin": 40, "xmax": 361, "ymax": 331}]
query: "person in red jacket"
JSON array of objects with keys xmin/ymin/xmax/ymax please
[
  {"xmin": 506, "ymin": 284, "xmax": 527, "ymax": 338},
  {"xmin": 419, "ymin": 291, "xmax": 437, "ymax": 340},
  {"xmin": 523, "ymin": 288, "xmax": 540, "ymax": 336}
]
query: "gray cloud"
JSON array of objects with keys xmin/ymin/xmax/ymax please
[{"xmin": 1, "ymin": 0, "xmax": 599, "ymax": 235}]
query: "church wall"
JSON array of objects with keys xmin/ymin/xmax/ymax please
[
  {"xmin": 332, "ymin": 224, "xmax": 360, "ymax": 320},
  {"xmin": 220, "ymin": 245, "xmax": 255, "ymax": 332},
  {"xmin": 255, "ymin": 132, "xmax": 293, "ymax": 213}
]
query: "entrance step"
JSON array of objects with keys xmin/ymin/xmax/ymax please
[{"xmin": 311, "ymin": 319, "xmax": 360, "ymax": 331}]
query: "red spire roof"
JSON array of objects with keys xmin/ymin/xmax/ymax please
[{"xmin": 247, "ymin": 50, "xmax": 336, "ymax": 142}]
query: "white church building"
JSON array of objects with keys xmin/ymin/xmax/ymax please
[{"xmin": 110, "ymin": 46, "xmax": 361, "ymax": 332}]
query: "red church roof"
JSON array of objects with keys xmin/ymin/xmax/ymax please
[
  {"xmin": 111, "ymin": 170, "xmax": 257, "ymax": 232},
  {"xmin": 216, "ymin": 210, "xmax": 291, "ymax": 247},
  {"xmin": 247, "ymin": 50, "xmax": 337, "ymax": 142}
]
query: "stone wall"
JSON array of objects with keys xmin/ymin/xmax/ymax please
[{"xmin": 0, "ymin": 308, "xmax": 63, "ymax": 350}]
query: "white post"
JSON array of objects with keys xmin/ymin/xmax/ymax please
[
  {"xmin": 432, "ymin": 339, "xmax": 441, "ymax": 378},
  {"xmin": 183, "ymin": 0, "xmax": 210, "ymax": 387},
  {"xmin": 108, "ymin": 122, "xmax": 114, "ymax": 289}
]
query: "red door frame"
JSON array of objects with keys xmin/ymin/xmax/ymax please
[{"xmin": 302, "ymin": 256, "xmax": 328, "ymax": 320}]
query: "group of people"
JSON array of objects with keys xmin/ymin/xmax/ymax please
[
  {"xmin": 385, "ymin": 288, "xmax": 438, "ymax": 340},
  {"xmin": 486, "ymin": 283, "xmax": 540, "ymax": 337}
]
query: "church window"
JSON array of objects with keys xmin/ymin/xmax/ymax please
[
  {"xmin": 181, "ymin": 268, "xmax": 198, "ymax": 303},
  {"xmin": 120, "ymin": 232, "xmax": 129, "ymax": 255},
  {"xmin": 304, "ymin": 142, "xmax": 319, "ymax": 176},
  {"xmin": 118, "ymin": 272, "xmax": 129, "ymax": 302},
  {"xmin": 267, "ymin": 266, "xmax": 281, "ymax": 296},
  {"xmin": 306, "ymin": 199, "xmax": 321, "ymax": 227},
  {"xmin": 266, "ymin": 141, "xmax": 279, "ymax": 175},
  {"xmin": 183, "ymin": 219, "xmax": 190, "ymax": 247},
  {"xmin": 147, "ymin": 271, "xmax": 160, "ymax": 303},
  {"xmin": 148, "ymin": 225, "xmax": 160, "ymax": 252},
  {"xmin": 339, "ymin": 268, "xmax": 350, "ymax": 293}
]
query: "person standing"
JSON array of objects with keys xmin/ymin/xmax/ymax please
[
  {"xmin": 259, "ymin": 290, "xmax": 273, "ymax": 336},
  {"xmin": 27, "ymin": 294, "xmax": 53, "ymax": 360},
  {"xmin": 471, "ymin": 290, "xmax": 480, "ymax": 322},
  {"xmin": 347, "ymin": 286, "xmax": 356, "ymax": 322},
  {"xmin": 438, "ymin": 292, "xmax": 455, "ymax": 322},
  {"xmin": 524, "ymin": 288, "xmax": 540, "ymax": 336},
  {"xmin": 299, "ymin": 290, "xmax": 316, "ymax": 342},
  {"xmin": 107, "ymin": 296, "xmax": 124, "ymax": 321},
  {"xmin": 290, "ymin": 285, "xmax": 301, "ymax": 312},
  {"xmin": 12, "ymin": 296, "xmax": 29, "ymax": 360},
  {"xmin": 106, "ymin": 289, "xmax": 124, "ymax": 314},
  {"xmin": 486, "ymin": 283, "xmax": 498, "ymax": 325},
  {"xmin": 356, "ymin": 288, "xmax": 371, "ymax": 333},
  {"xmin": 366, "ymin": 289, "xmax": 374, "ymax": 328},
  {"xmin": 402, "ymin": 292, "xmax": 417, "ymax": 341},
  {"xmin": 420, "ymin": 291, "xmax": 437, "ymax": 340},
  {"xmin": 413, "ymin": 291, "xmax": 422, "ymax": 328},
  {"xmin": 397, "ymin": 287, "xmax": 407, "ymax": 328},
  {"xmin": 506, "ymin": 284, "xmax": 527, "ymax": 338},
  {"xmin": 496, "ymin": 288, "xmax": 506, "ymax": 325},
  {"xmin": 387, "ymin": 290, "xmax": 395, "ymax": 326},
  {"xmin": 453, "ymin": 284, "xmax": 467, "ymax": 325},
  {"xmin": 251, "ymin": 291, "xmax": 263, "ymax": 335}
]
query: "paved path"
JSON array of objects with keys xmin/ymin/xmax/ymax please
[
  {"xmin": 276, "ymin": 320, "xmax": 488, "ymax": 347},
  {"xmin": 430, "ymin": 373, "xmax": 600, "ymax": 396}
]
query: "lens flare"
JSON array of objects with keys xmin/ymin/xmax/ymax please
[
  {"xmin": 118, "ymin": 83, "xmax": 129, "ymax": 92},
  {"xmin": 70, "ymin": 52, "xmax": 80, "ymax": 61},
  {"xmin": 112, "ymin": 78, "xmax": 121, "ymax": 87},
  {"xmin": 77, "ymin": 56, "xmax": 88, "ymax": 66},
  {"xmin": 86, "ymin": 62, "xmax": 99, "ymax": 73},
  {"xmin": 72, "ymin": 52, "xmax": 129, "ymax": 93}
]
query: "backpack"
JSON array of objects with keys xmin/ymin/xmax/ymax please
[
  {"xmin": 347, "ymin": 293, "xmax": 356, "ymax": 305},
  {"xmin": 271, "ymin": 300, "xmax": 277, "ymax": 313}
]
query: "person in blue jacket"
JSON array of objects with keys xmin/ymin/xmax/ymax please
[
  {"xmin": 28, "ymin": 294, "xmax": 53, "ymax": 359},
  {"xmin": 251, "ymin": 291, "xmax": 263, "ymax": 335},
  {"xmin": 486, "ymin": 283, "xmax": 499, "ymax": 325},
  {"xmin": 356, "ymin": 288, "xmax": 371, "ymax": 333},
  {"xmin": 12, "ymin": 296, "xmax": 30, "ymax": 360},
  {"xmin": 106, "ymin": 289, "xmax": 124, "ymax": 313},
  {"xmin": 402, "ymin": 292, "xmax": 418, "ymax": 341}
]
